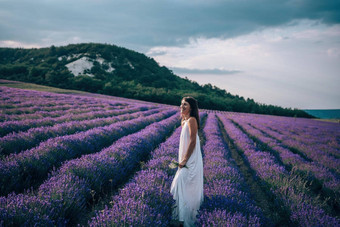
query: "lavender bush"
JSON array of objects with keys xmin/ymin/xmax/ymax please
[
  {"xmin": 234, "ymin": 112, "xmax": 340, "ymax": 174},
  {"xmin": 0, "ymin": 106, "xmax": 151, "ymax": 137},
  {"xmin": 197, "ymin": 113, "xmax": 264, "ymax": 226},
  {"xmin": 0, "ymin": 106, "xmax": 122, "ymax": 121},
  {"xmin": 0, "ymin": 106, "xmax": 157, "ymax": 155},
  {"xmin": 227, "ymin": 114, "xmax": 340, "ymax": 202},
  {"xmin": 0, "ymin": 109, "xmax": 175, "ymax": 195},
  {"xmin": 0, "ymin": 112, "xmax": 180, "ymax": 226},
  {"xmin": 218, "ymin": 113, "xmax": 340, "ymax": 226}
]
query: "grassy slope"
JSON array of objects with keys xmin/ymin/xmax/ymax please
[{"xmin": 0, "ymin": 79, "xmax": 88, "ymax": 94}]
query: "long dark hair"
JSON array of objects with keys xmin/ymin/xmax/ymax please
[{"xmin": 182, "ymin": 96, "xmax": 200, "ymax": 129}]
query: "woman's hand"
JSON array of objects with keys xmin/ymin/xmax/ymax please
[{"xmin": 179, "ymin": 160, "xmax": 187, "ymax": 168}]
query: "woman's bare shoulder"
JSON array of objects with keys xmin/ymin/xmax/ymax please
[
  {"xmin": 188, "ymin": 117, "xmax": 197, "ymax": 126},
  {"xmin": 188, "ymin": 116, "xmax": 196, "ymax": 122}
]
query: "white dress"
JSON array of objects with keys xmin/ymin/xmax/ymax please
[{"xmin": 170, "ymin": 119, "xmax": 204, "ymax": 227}]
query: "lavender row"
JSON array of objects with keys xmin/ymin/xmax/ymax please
[
  {"xmin": 0, "ymin": 103, "xmax": 126, "ymax": 121},
  {"xmin": 0, "ymin": 86, "xmax": 149, "ymax": 111},
  {"xmin": 0, "ymin": 95, "xmax": 122, "ymax": 109},
  {"xmin": 0, "ymin": 102, "xmax": 119, "ymax": 115},
  {"xmin": 0, "ymin": 86, "xmax": 158, "ymax": 111},
  {"xmin": 268, "ymin": 115, "xmax": 339, "ymax": 154},
  {"xmin": 0, "ymin": 109, "xmax": 176, "ymax": 196},
  {"xmin": 259, "ymin": 113, "xmax": 340, "ymax": 152},
  {"xmin": 0, "ymin": 105, "xmax": 151, "ymax": 137},
  {"xmin": 228, "ymin": 115, "xmax": 340, "ymax": 196},
  {"xmin": 218, "ymin": 114, "xmax": 340, "ymax": 226},
  {"xmin": 244, "ymin": 114, "xmax": 340, "ymax": 175},
  {"xmin": 0, "ymin": 104, "xmax": 124, "ymax": 121},
  {"xmin": 271, "ymin": 128, "xmax": 340, "ymax": 174},
  {"xmin": 89, "ymin": 112, "xmax": 207, "ymax": 226},
  {"xmin": 0, "ymin": 99, "xmax": 101, "ymax": 109},
  {"xmin": 0, "ymin": 86, "xmax": 126, "ymax": 107},
  {"xmin": 0, "ymin": 112, "xmax": 181, "ymax": 226},
  {"xmin": 1, "ymin": 106, "xmax": 111, "ymax": 122},
  {"xmin": 0, "ymin": 87, "xmax": 132, "ymax": 115},
  {"xmin": 0, "ymin": 107, "xmax": 157, "ymax": 156},
  {"xmin": 197, "ymin": 114, "xmax": 264, "ymax": 226},
  {"xmin": 0, "ymin": 97, "xmax": 127, "ymax": 118},
  {"xmin": 0, "ymin": 86, "xmax": 75, "ymax": 104}
]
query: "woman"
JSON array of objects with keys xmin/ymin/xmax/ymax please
[{"xmin": 170, "ymin": 96, "xmax": 204, "ymax": 227}]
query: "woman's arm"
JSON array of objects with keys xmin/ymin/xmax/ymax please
[{"xmin": 179, "ymin": 117, "xmax": 198, "ymax": 168}]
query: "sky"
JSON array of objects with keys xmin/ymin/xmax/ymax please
[{"xmin": 1, "ymin": 0, "xmax": 339, "ymax": 109}]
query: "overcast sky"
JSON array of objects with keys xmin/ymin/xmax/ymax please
[{"xmin": 1, "ymin": 0, "xmax": 339, "ymax": 109}]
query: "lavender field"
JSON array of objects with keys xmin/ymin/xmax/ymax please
[{"xmin": 0, "ymin": 86, "xmax": 339, "ymax": 226}]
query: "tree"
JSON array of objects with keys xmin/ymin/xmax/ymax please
[{"xmin": 49, "ymin": 45, "xmax": 57, "ymax": 56}]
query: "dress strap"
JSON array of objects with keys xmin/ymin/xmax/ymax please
[{"xmin": 182, "ymin": 118, "xmax": 190, "ymax": 126}]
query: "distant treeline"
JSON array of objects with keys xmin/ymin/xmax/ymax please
[{"xmin": 0, "ymin": 43, "xmax": 313, "ymax": 118}]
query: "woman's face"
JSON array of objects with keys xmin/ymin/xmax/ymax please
[{"xmin": 180, "ymin": 99, "xmax": 191, "ymax": 116}]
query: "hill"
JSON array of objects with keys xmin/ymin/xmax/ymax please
[{"xmin": 0, "ymin": 43, "xmax": 312, "ymax": 118}]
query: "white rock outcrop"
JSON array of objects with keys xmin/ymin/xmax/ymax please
[
  {"xmin": 65, "ymin": 54, "xmax": 116, "ymax": 77},
  {"xmin": 65, "ymin": 57, "xmax": 95, "ymax": 77}
]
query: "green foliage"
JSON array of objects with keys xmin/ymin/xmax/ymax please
[
  {"xmin": 0, "ymin": 43, "xmax": 313, "ymax": 118},
  {"xmin": 71, "ymin": 75, "xmax": 103, "ymax": 92},
  {"xmin": 0, "ymin": 64, "xmax": 29, "ymax": 80}
]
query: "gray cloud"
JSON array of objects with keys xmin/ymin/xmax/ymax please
[
  {"xmin": 170, "ymin": 67, "xmax": 242, "ymax": 75},
  {"xmin": 0, "ymin": 0, "xmax": 339, "ymax": 51}
]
